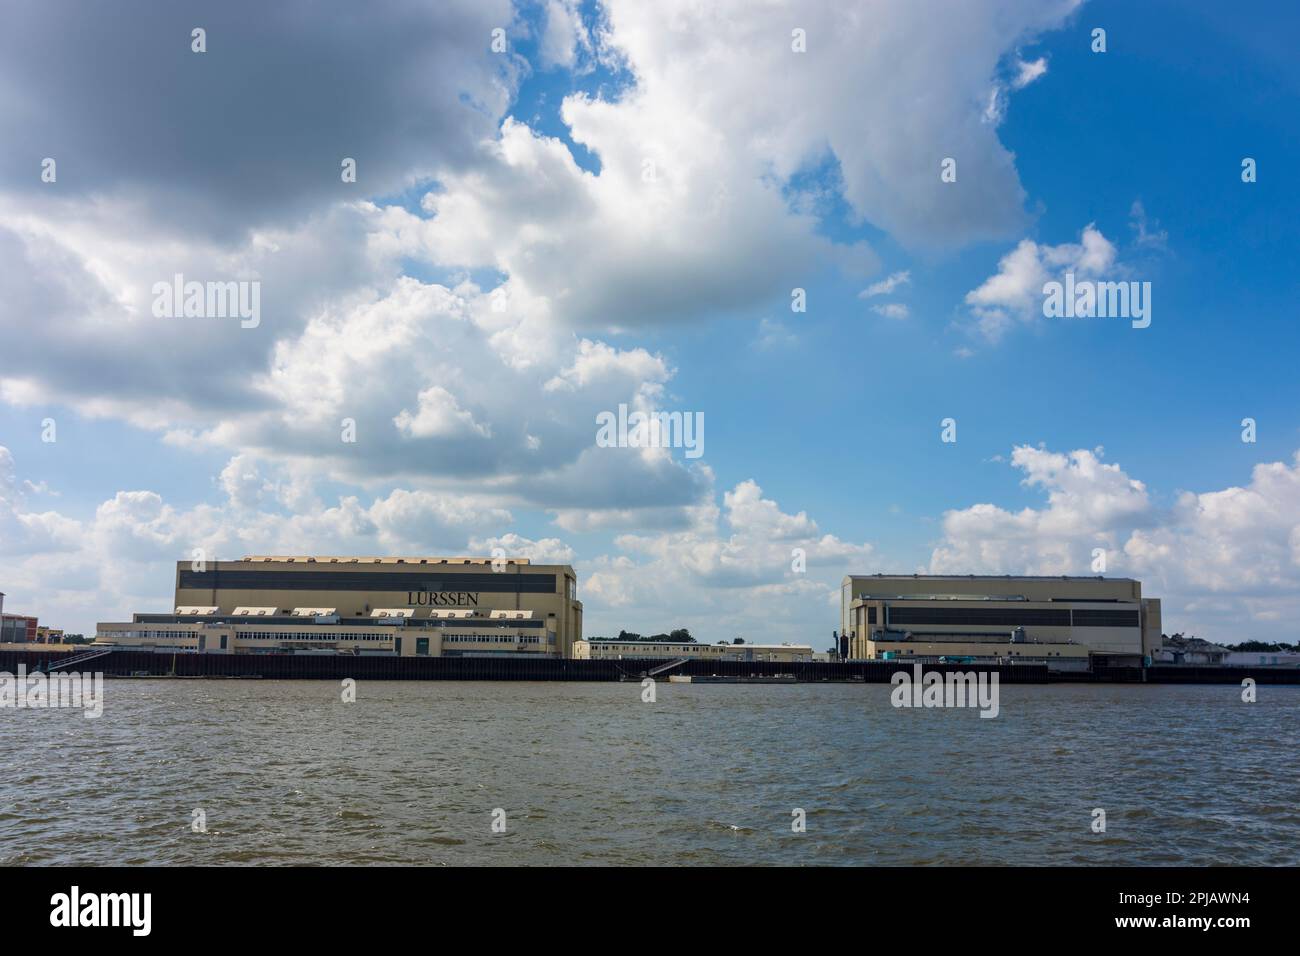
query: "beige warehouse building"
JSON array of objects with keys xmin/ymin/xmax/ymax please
[
  {"xmin": 842, "ymin": 574, "xmax": 1160, "ymax": 665},
  {"xmin": 96, "ymin": 555, "xmax": 582, "ymax": 658}
]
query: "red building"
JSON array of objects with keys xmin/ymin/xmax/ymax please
[{"xmin": 0, "ymin": 593, "xmax": 39, "ymax": 643}]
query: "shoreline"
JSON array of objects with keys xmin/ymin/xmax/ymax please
[{"xmin": 3, "ymin": 648, "xmax": 1298, "ymax": 685}]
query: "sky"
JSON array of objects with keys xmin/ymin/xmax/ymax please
[{"xmin": 1, "ymin": 0, "xmax": 1298, "ymax": 646}]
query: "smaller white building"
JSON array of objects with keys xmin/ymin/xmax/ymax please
[{"xmin": 1222, "ymin": 651, "xmax": 1300, "ymax": 667}]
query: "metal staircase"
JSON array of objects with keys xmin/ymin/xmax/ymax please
[
  {"xmin": 46, "ymin": 648, "xmax": 113, "ymax": 671},
  {"xmin": 646, "ymin": 658, "xmax": 688, "ymax": 677}
]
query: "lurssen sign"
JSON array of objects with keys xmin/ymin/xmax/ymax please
[{"xmin": 407, "ymin": 591, "xmax": 480, "ymax": 607}]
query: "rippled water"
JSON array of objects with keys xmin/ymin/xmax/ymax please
[{"xmin": 2, "ymin": 680, "xmax": 1297, "ymax": 865}]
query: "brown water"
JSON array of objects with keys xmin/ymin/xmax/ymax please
[{"xmin": 2, "ymin": 680, "xmax": 1296, "ymax": 865}]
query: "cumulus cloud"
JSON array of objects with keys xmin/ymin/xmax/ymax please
[
  {"xmin": 0, "ymin": 0, "xmax": 520, "ymax": 239},
  {"xmin": 929, "ymin": 445, "xmax": 1300, "ymax": 642},
  {"xmin": 539, "ymin": 0, "xmax": 591, "ymax": 70},
  {"xmin": 0, "ymin": 446, "xmax": 523, "ymax": 632},
  {"xmin": 1012, "ymin": 55, "xmax": 1049, "ymax": 89},
  {"xmin": 930, "ymin": 446, "xmax": 1150, "ymax": 573},
  {"xmin": 414, "ymin": 0, "xmax": 1086, "ymax": 332},
  {"xmin": 578, "ymin": 478, "xmax": 874, "ymax": 640},
  {"xmin": 859, "ymin": 270, "xmax": 911, "ymax": 299},
  {"xmin": 418, "ymin": 118, "xmax": 872, "ymax": 331},
  {"xmin": 394, "ymin": 386, "xmax": 493, "ymax": 440},
  {"xmin": 0, "ymin": 447, "xmax": 82, "ymax": 556},
  {"xmin": 962, "ymin": 223, "xmax": 1119, "ymax": 342},
  {"xmin": 0, "ymin": 0, "xmax": 1086, "ymax": 508},
  {"xmin": 588, "ymin": 0, "xmax": 1079, "ymax": 250},
  {"xmin": 470, "ymin": 531, "xmax": 576, "ymax": 564}
]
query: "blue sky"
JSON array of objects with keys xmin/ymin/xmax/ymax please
[{"xmin": 1, "ymin": 0, "xmax": 1298, "ymax": 644}]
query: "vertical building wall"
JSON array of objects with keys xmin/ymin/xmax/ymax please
[
  {"xmin": 1141, "ymin": 598, "xmax": 1162, "ymax": 659},
  {"xmin": 840, "ymin": 579, "xmax": 854, "ymax": 645}
]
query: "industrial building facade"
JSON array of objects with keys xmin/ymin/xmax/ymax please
[
  {"xmin": 841, "ymin": 574, "xmax": 1161, "ymax": 665},
  {"xmin": 95, "ymin": 556, "xmax": 582, "ymax": 658}
]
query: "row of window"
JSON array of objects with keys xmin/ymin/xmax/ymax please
[
  {"xmin": 443, "ymin": 635, "xmax": 529, "ymax": 644},
  {"xmin": 1071, "ymin": 609, "xmax": 1141, "ymax": 627},
  {"xmin": 881, "ymin": 606, "xmax": 1139, "ymax": 628},
  {"xmin": 240, "ymin": 632, "xmax": 389, "ymax": 641},
  {"xmin": 177, "ymin": 570, "xmax": 560, "ymax": 593},
  {"xmin": 886, "ymin": 607, "xmax": 1072, "ymax": 626},
  {"xmin": 145, "ymin": 614, "xmax": 548, "ymax": 628},
  {"xmin": 110, "ymin": 629, "xmax": 198, "ymax": 640}
]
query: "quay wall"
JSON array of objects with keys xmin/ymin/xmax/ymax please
[{"xmin": 2, "ymin": 650, "xmax": 1298, "ymax": 684}]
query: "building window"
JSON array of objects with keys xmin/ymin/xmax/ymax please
[{"xmin": 887, "ymin": 606, "xmax": 1072, "ymax": 627}]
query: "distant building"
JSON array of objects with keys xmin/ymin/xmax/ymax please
[
  {"xmin": 1154, "ymin": 636, "xmax": 1231, "ymax": 666},
  {"xmin": 1, "ymin": 613, "xmax": 39, "ymax": 644},
  {"xmin": 95, "ymin": 555, "xmax": 582, "ymax": 658},
  {"xmin": 573, "ymin": 639, "xmax": 814, "ymax": 663},
  {"xmin": 841, "ymin": 573, "xmax": 1160, "ymax": 665},
  {"xmin": 1, "ymin": 591, "xmax": 40, "ymax": 643},
  {"xmin": 1222, "ymin": 651, "xmax": 1300, "ymax": 667}
]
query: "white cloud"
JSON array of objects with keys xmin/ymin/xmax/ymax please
[
  {"xmin": 0, "ymin": 1, "xmax": 521, "ymax": 238},
  {"xmin": 470, "ymin": 531, "xmax": 576, "ymax": 564},
  {"xmin": 539, "ymin": 0, "xmax": 591, "ymax": 70},
  {"xmin": 394, "ymin": 386, "xmax": 493, "ymax": 439},
  {"xmin": 0, "ymin": 447, "xmax": 83, "ymax": 556},
  {"xmin": 859, "ymin": 270, "xmax": 912, "ymax": 299},
  {"xmin": 929, "ymin": 445, "xmax": 1300, "ymax": 643},
  {"xmin": 418, "ymin": 117, "xmax": 873, "ymax": 331},
  {"xmin": 0, "ymin": 446, "xmax": 523, "ymax": 633},
  {"xmin": 930, "ymin": 446, "xmax": 1150, "ymax": 574},
  {"xmin": 1012, "ymin": 56, "xmax": 1049, "ymax": 89},
  {"xmin": 544, "ymin": 339, "xmax": 670, "ymax": 393},
  {"xmin": 872, "ymin": 303, "xmax": 910, "ymax": 320},
  {"xmin": 963, "ymin": 223, "xmax": 1119, "ymax": 342},
  {"xmin": 0, "ymin": 0, "xmax": 1087, "ymax": 512},
  {"xmin": 578, "ymin": 478, "xmax": 873, "ymax": 641}
]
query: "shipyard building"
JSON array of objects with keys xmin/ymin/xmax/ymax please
[
  {"xmin": 841, "ymin": 574, "xmax": 1160, "ymax": 666},
  {"xmin": 95, "ymin": 556, "xmax": 582, "ymax": 658}
]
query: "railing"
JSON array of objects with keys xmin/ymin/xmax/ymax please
[
  {"xmin": 46, "ymin": 648, "xmax": 114, "ymax": 671},
  {"xmin": 646, "ymin": 658, "xmax": 689, "ymax": 677}
]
